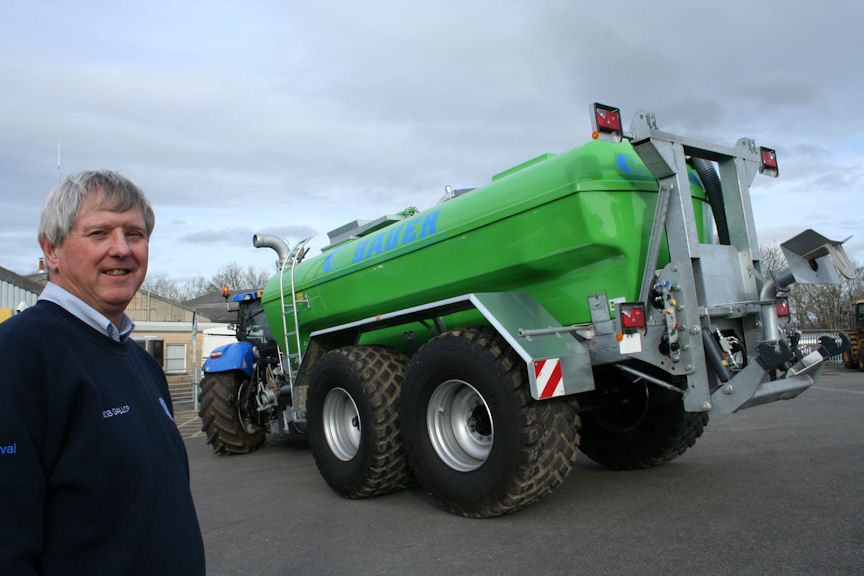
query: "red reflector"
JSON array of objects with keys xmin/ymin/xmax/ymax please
[
  {"xmin": 594, "ymin": 104, "xmax": 622, "ymax": 133},
  {"xmin": 209, "ymin": 352, "xmax": 223, "ymax": 359},
  {"xmin": 760, "ymin": 146, "xmax": 779, "ymax": 177},
  {"xmin": 776, "ymin": 301, "xmax": 789, "ymax": 317},
  {"xmin": 619, "ymin": 303, "xmax": 646, "ymax": 329},
  {"xmin": 761, "ymin": 147, "xmax": 777, "ymax": 168}
]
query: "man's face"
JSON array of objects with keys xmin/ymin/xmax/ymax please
[{"xmin": 41, "ymin": 191, "xmax": 149, "ymax": 326}]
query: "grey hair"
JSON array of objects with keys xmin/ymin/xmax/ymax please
[{"xmin": 38, "ymin": 170, "xmax": 155, "ymax": 246}]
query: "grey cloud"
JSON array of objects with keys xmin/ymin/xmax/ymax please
[
  {"xmin": 736, "ymin": 74, "xmax": 820, "ymax": 107},
  {"xmin": 2, "ymin": 0, "xmax": 864, "ymax": 280},
  {"xmin": 253, "ymin": 225, "xmax": 319, "ymax": 241},
  {"xmin": 178, "ymin": 225, "xmax": 318, "ymax": 246},
  {"xmin": 178, "ymin": 227, "xmax": 255, "ymax": 245}
]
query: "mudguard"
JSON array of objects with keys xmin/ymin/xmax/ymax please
[{"xmin": 203, "ymin": 341, "xmax": 255, "ymax": 378}]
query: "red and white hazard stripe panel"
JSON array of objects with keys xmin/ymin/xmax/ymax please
[{"xmin": 534, "ymin": 358, "xmax": 564, "ymax": 399}]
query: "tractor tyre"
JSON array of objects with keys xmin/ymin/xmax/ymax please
[
  {"xmin": 401, "ymin": 327, "xmax": 580, "ymax": 518},
  {"xmin": 307, "ymin": 346, "xmax": 410, "ymax": 498},
  {"xmin": 198, "ymin": 371, "xmax": 266, "ymax": 454},
  {"xmin": 578, "ymin": 364, "xmax": 707, "ymax": 470},
  {"xmin": 842, "ymin": 350, "xmax": 855, "ymax": 369}
]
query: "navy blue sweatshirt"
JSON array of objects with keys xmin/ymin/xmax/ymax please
[{"xmin": 0, "ymin": 301, "xmax": 205, "ymax": 575}]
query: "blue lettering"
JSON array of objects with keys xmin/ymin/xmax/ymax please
[
  {"xmin": 0, "ymin": 443, "xmax": 16, "ymax": 455},
  {"xmin": 402, "ymin": 221, "xmax": 418, "ymax": 244},
  {"xmin": 385, "ymin": 224, "xmax": 405, "ymax": 250},
  {"xmin": 616, "ymin": 153, "xmax": 635, "ymax": 175},
  {"xmin": 366, "ymin": 233, "xmax": 384, "ymax": 258},
  {"xmin": 419, "ymin": 210, "xmax": 440, "ymax": 239},
  {"xmin": 352, "ymin": 239, "xmax": 370, "ymax": 263},
  {"xmin": 688, "ymin": 171, "xmax": 700, "ymax": 186},
  {"xmin": 331, "ymin": 212, "xmax": 440, "ymax": 270},
  {"xmin": 323, "ymin": 250, "xmax": 339, "ymax": 272}
]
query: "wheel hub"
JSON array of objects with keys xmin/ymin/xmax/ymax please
[
  {"xmin": 236, "ymin": 380, "xmax": 260, "ymax": 435},
  {"xmin": 427, "ymin": 379, "xmax": 493, "ymax": 472},
  {"xmin": 322, "ymin": 387, "xmax": 361, "ymax": 461},
  {"xmin": 593, "ymin": 380, "xmax": 650, "ymax": 433}
]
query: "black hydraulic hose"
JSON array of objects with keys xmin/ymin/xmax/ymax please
[
  {"xmin": 701, "ymin": 328, "xmax": 734, "ymax": 383},
  {"xmin": 688, "ymin": 157, "xmax": 730, "ymax": 245}
]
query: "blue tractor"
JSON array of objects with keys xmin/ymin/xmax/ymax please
[{"xmin": 198, "ymin": 290, "xmax": 294, "ymax": 453}]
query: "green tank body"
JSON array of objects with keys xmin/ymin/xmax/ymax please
[
  {"xmin": 203, "ymin": 106, "xmax": 852, "ymax": 519},
  {"xmin": 261, "ymin": 139, "xmax": 711, "ymax": 355}
]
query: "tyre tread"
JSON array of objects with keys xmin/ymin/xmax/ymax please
[
  {"xmin": 198, "ymin": 372, "xmax": 265, "ymax": 454},
  {"xmin": 311, "ymin": 346, "xmax": 410, "ymax": 498},
  {"xmin": 579, "ymin": 370, "xmax": 708, "ymax": 470},
  {"xmin": 408, "ymin": 327, "xmax": 581, "ymax": 518}
]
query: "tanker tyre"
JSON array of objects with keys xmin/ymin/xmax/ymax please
[
  {"xmin": 401, "ymin": 327, "xmax": 581, "ymax": 518},
  {"xmin": 307, "ymin": 346, "xmax": 410, "ymax": 498},
  {"xmin": 198, "ymin": 371, "xmax": 265, "ymax": 454},
  {"xmin": 578, "ymin": 367, "xmax": 707, "ymax": 470}
]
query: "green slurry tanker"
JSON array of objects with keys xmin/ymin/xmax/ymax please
[{"xmin": 198, "ymin": 103, "xmax": 853, "ymax": 517}]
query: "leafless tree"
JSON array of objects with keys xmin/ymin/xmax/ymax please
[
  {"xmin": 141, "ymin": 273, "xmax": 185, "ymax": 302},
  {"xmin": 760, "ymin": 243, "xmax": 863, "ymax": 330},
  {"xmin": 206, "ymin": 263, "xmax": 271, "ymax": 293},
  {"xmin": 142, "ymin": 264, "xmax": 273, "ymax": 302}
]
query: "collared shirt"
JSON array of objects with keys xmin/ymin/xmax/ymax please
[{"xmin": 38, "ymin": 282, "xmax": 135, "ymax": 343}]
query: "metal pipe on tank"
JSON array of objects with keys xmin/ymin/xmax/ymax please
[
  {"xmin": 253, "ymin": 234, "xmax": 292, "ymax": 267},
  {"xmin": 758, "ymin": 269, "xmax": 794, "ymax": 344}
]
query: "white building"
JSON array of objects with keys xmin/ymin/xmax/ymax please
[{"xmin": 0, "ymin": 265, "xmax": 41, "ymax": 322}]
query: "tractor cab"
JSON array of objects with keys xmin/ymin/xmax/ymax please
[{"xmin": 232, "ymin": 290, "xmax": 277, "ymax": 355}]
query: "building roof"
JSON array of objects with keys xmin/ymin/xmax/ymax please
[
  {"xmin": 127, "ymin": 290, "xmax": 207, "ymax": 323},
  {"xmin": 0, "ymin": 265, "xmax": 45, "ymax": 295},
  {"xmin": 185, "ymin": 290, "xmax": 249, "ymax": 324},
  {"xmin": 0, "ymin": 265, "xmax": 207, "ymax": 323},
  {"xmin": 0, "ymin": 265, "xmax": 43, "ymax": 311}
]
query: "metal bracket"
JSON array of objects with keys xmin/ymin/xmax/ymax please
[{"xmin": 307, "ymin": 292, "xmax": 596, "ymax": 400}]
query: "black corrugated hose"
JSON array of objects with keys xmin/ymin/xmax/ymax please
[{"xmin": 688, "ymin": 157, "xmax": 730, "ymax": 245}]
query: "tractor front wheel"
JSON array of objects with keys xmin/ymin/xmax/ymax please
[{"xmin": 842, "ymin": 348, "xmax": 859, "ymax": 369}]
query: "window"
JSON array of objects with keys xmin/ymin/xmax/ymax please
[
  {"xmin": 165, "ymin": 343, "xmax": 187, "ymax": 373},
  {"xmin": 135, "ymin": 338, "xmax": 164, "ymax": 365}
]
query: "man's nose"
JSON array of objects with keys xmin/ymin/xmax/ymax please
[{"xmin": 107, "ymin": 229, "xmax": 132, "ymax": 256}]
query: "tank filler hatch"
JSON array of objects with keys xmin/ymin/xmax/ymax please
[{"xmin": 324, "ymin": 208, "xmax": 419, "ymax": 250}]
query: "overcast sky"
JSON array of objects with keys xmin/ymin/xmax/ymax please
[{"xmin": 2, "ymin": 0, "xmax": 862, "ymax": 287}]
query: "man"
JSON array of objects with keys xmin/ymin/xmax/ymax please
[{"xmin": 0, "ymin": 170, "xmax": 205, "ymax": 575}]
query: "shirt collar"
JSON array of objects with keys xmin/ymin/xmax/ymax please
[{"xmin": 39, "ymin": 282, "xmax": 135, "ymax": 342}]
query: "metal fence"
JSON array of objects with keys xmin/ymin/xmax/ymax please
[
  {"xmin": 168, "ymin": 379, "xmax": 197, "ymax": 404},
  {"xmin": 798, "ymin": 330, "xmax": 844, "ymax": 366}
]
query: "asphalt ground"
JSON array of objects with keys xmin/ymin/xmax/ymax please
[{"xmin": 176, "ymin": 367, "xmax": 864, "ymax": 576}]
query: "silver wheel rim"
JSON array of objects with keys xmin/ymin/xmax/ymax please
[
  {"xmin": 236, "ymin": 380, "xmax": 258, "ymax": 435},
  {"xmin": 322, "ymin": 387, "xmax": 361, "ymax": 461},
  {"xmin": 427, "ymin": 379, "xmax": 493, "ymax": 472}
]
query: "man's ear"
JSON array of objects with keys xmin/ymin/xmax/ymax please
[{"xmin": 38, "ymin": 236, "xmax": 60, "ymax": 273}]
